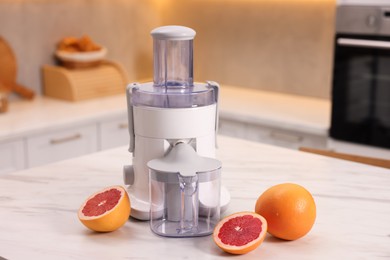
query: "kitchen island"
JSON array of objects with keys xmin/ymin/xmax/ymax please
[{"xmin": 0, "ymin": 135, "xmax": 389, "ymax": 259}]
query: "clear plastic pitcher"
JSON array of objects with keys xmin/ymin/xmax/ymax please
[{"xmin": 148, "ymin": 142, "xmax": 221, "ymax": 237}]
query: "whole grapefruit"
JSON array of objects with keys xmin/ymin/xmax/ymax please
[{"xmin": 255, "ymin": 183, "xmax": 316, "ymax": 240}]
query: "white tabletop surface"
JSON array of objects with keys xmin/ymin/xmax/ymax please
[
  {"xmin": 0, "ymin": 85, "xmax": 330, "ymax": 142},
  {"xmin": 0, "ymin": 136, "xmax": 389, "ymax": 259}
]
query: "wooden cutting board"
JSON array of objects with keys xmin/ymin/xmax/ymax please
[{"xmin": 0, "ymin": 36, "xmax": 35, "ymax": 99}]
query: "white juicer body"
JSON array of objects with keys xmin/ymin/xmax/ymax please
[
  {"xmin": 124, "ymin": 82, "xmax": 223, "ymax": 220},
  {"xmin": 123, "ymin": 26, "xmax": 230, "ymax": 220}
]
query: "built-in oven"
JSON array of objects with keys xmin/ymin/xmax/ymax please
[{"xmin": 331, "ymin": 5, "xmax": 390, "ymax": 150}]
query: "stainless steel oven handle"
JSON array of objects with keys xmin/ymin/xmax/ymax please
[{"xmin": 337, "ymin": 38, "xmax": 390, "ymax": 49}]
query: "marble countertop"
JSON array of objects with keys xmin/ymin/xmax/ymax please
[
  {"xmin": 0, "ymin": 136, "xmax": 389, "ymax": 259},
  {"xmin": 0, "ymin": 85, "xmax": 330, "ymax": 142},
  {"xmin": 0, "ymin": 94, "xmax": 128, "ymax": 142},
  {"xmin": 219, "ymin": 86, "xmax": 330, "ymax": 136}
]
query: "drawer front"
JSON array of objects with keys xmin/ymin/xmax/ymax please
[
  {"xmin": 99, "ymin": 117, "xmax": 129, "ymax": 150},
  {"xmin": 247, "ymin": 125, "xmax": 327, "ymax": 150},
  {"xmin": 0, "ymin": 139, "xmax": 25, "ymax": 174},
  {"xmin": 219, "ymin": 118, "xmax": 327, "ymax": 150},
  {"xmin": 26, "ymin": 124, "xmax": 98, "ymax": 167},
  {"xmin": 218, "ymin": 119, "xmax": 248, "ymax": 139}
]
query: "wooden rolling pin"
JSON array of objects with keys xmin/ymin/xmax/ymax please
[
  {"xmin": 0, "ymin": 81, "xmax": 8, "ymax": 113},
  {"xmin": 4, "ymin": 82, "xmax": 35, "ymax": 100}
]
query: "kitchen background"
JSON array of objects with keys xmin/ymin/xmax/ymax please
[
  {"xmin": 1, "ymin": 0, "xmax": 389, "ymax": 174},
  {"xmin": 0, "ymin": 0, "xmax": 335, "ymax": 99}
]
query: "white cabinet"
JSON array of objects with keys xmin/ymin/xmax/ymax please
[
  {"xmin": 0, "ymin": 139, "xmax": 25, "ymax": 175},
  {"xmin": 0, "ymin": 117, "xmax": 131, "ymax": 172},
  {"xmin": 26, "ymin": 124, "xmax": 98, "ymax": 167},
  {"xmin": 218, "ymin": 119, "xmax": 247, "ymax": 139},
  {"xmin": 0, "ymin": 95, "xmax": 131, "ymax": 173},
  {"xmin": 99, "ymin": 116, "xmax": 129, "ymax": 150},
  {"xmin": 247, "ymin": 124, "xmax": 327, "ymax": 150},
  {"xmin": 219, "ymin": 118, "xmax": 328, "ymax": 150},
  {"xmin": 328, "ymin": 138, "xmax": 390, "ymax": 161}
]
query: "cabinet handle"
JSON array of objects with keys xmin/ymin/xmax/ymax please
[
  {"xmin": 118, "ymin": 123, "xmax": 128, "ymax": 129},
  {"xmin": 337, "ymin": 38, "xmax": 390, "ymax": 49},
  {"xmin": 50, "ymin": 133, "xmax": 82, "ymax": 145}
]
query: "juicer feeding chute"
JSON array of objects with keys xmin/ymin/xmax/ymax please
[{"xmin": 123, "ymin": 26, "xmax": 230, "ymax": 228}]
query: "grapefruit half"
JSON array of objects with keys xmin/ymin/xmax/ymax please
[
  {"xmin": 213, "ymin": 212, "xmax": 267, "ymax": 255},
  {"xmin": 78, "ymin": 185, "xmax": 131, "ymax": 232}
]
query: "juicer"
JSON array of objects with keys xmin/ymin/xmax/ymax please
[{"xmin": 123, "ymin": 26, "xmax": 230, "ymax": 223}]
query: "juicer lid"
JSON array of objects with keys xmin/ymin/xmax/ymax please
[
  {"xmin": 147, "ymin": 142, "xmax": 221, "ymax": 177},
  {"xmin": 151, "ymin": 25, "xmax": 196, "ymax": 41}
]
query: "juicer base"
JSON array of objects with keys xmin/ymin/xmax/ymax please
[{"xmin": 128, "ymin": 193, "xmax": 150, "ymax": 220}]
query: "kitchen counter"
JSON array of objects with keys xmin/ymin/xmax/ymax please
[
  {"xmin": 0, "ymin": 136, "xmax": 389, "ymax": 259},
  {"xmin": 0, "ymin": 94, "xmax": 128, "ymax": 142},
  {"xmin": 0, "ymin": 85, "xmax": 330, "ymax": 142},
  {"xmin": 219, "ymin": 86, "xmax": 330, "ymax": 136}
]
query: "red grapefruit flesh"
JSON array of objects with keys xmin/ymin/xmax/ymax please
[
  {"xmin": 213, "ymin": 212, "xmax": 267, "ymax": 255},
  {"xmin": 78, "ymin": 185, "xmax": 131, "ymax": 232}
]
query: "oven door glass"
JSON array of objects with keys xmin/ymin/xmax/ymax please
[{"xmin": 331, "ymin": 34, "xmax": 390, "ymax": 149}]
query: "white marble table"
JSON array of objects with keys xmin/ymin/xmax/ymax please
[{"xmin": 0, "ymin": 136, "xmax": 389, "ymax": 259}]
